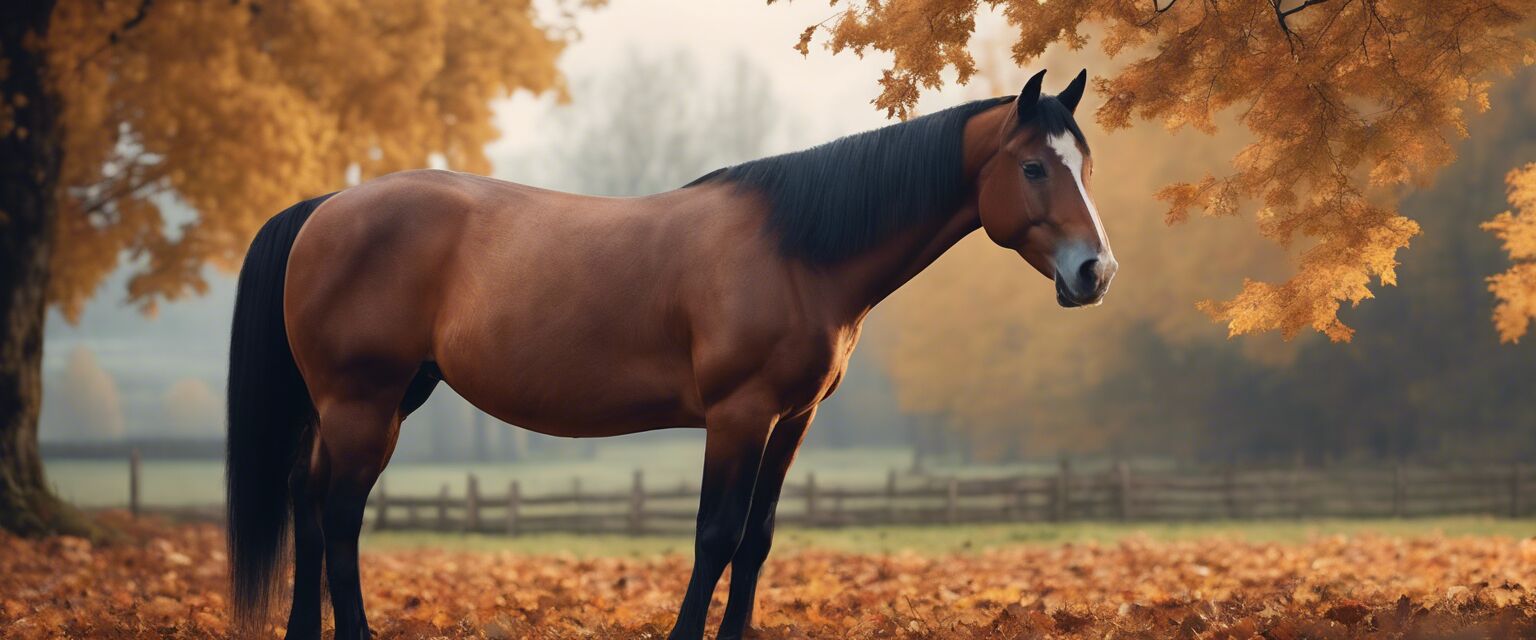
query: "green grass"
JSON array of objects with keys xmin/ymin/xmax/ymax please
[{"xmin": 361, "ymin": 516, "xmax": 1536, "ymax": 557}]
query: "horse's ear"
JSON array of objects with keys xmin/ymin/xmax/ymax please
[
  {"xmin": 1016, "ymin": 69, "xmax": 1047, "ymax": 123},
  {"xmin": 1058, "ymin": 69, "xmax": 1088, "ymax": 114}
]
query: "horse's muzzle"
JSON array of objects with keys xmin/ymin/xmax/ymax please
[{"xmin": 1055, "ymin": 272, "xmax": 1109, "ymax": 308}]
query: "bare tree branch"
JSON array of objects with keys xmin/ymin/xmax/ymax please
[
  {"xmin": 74, "ymin": 0, "xmax": 155, "ymax": 72},
  {"xmin": 1138, "ymin": 0, "xmax": 1180, "ymax": 27},
  {"xmin": 108, "ymin": 0, "xmax": 154, "ymax": 44},
  {"xmin": 1274, "ymin": 0, "xmax": 1330, "ymax": 38}
]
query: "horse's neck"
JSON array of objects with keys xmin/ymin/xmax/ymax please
[
  {"xmin": 828, "ymin": 204, "xmax": 981, "ymax": 313},
  {"xmin": 826, "ymin": 104, "xmax": 1006, "ymax": 315}
]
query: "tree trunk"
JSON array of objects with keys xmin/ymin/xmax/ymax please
[{"xmin": 0, "ymin": 0, "xmax": 84, "ymax": 537}]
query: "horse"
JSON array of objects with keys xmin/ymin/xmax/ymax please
[{"xmin": 225, "ymin": 68, "xmax": 1116, "ymax": 640}]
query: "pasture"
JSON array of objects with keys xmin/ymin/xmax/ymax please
[{"xmin": 359, "ymin": 516, "xmax": 1536, "ymax": 556}]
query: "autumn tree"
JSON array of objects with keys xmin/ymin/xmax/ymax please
[
  {"xmin": 1486, "ymin": 163, "xmax": 1536, "ymax": 342},
  {"xmin": 0, "ymin": 0, "xmax": 576, "ymax": 535},
  {"xmin": 791, "ymin": 0, "xmax": 1535, "ymax": 341}
]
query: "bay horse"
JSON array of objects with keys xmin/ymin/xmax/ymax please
[{"xmin": 226, "ymin": 68, "xmax": 1115, "ymax": 640}]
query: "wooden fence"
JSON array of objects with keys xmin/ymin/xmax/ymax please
[{"xmin": 358, "ymin": 460, "xmax": 1536, "ymax": 536}]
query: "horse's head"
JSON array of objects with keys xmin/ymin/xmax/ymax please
[{"xmin": 976, "ymin": 69, "xmax": 1116, "ymax": 308}]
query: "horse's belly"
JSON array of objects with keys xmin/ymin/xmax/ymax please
[
  {"xmin": 428, "ymin": 199, "xmax": 719, "ymax": 436},
  {"xmin": 437, "ymin": 339, "xmax": 704, "ymax": 437}
]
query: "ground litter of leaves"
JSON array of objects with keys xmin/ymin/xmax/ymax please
[{"xmin": 6, "ymin": 515, "xmax": 1536, "ymax": 639}]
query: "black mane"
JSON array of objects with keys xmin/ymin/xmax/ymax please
[{"xmin": 686, "ymin": 95, "xmax": 1085, "ymax": 263}]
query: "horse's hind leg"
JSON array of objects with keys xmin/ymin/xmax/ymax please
[
  {"xmin": 314, "ymin": 389, "xmax": 406, "ymax": 640},
  {"xmin": 285, "ymin": 426, "xmax": 327, "ymax": 640}
]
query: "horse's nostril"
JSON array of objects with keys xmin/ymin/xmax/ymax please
[{"xmin": 1078, "ymin": 259, "xmax": 1100, "ymax": 289}]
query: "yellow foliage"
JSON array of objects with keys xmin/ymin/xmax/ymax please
[
  {"xmin": 798, "ymin": 0, "xmax": 1536, "ymax": 341},
  {"xmin": 41, "ymin": 0, "xmax": 575, "ymax": 319},
  {"xmin": 1485, "ymin": 163, "xmax": 1536, "ymax": 343}
]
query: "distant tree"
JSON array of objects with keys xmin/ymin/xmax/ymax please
[
  {"xmin": 472, "ymin": 410, "xmax": 489, "ymax": 462},
  {"xmin": 161, "ymin": 378, "xmax": 221, "ymax": 438},
  {"xmin": 537, "ymin": 51, "xmax": 780, "ymax": 196},
  {"xmin": 1486, "ymin": 163, "xmax": 1536, "ymax": 342},
  {"xmin": 789, "ymin": 0, "xmax": 1535, "ymax": 341},
  {"xmin": 40, "ymin": 347, "xmax": 125, "ymax": 443},
  {"xmin": 0, "ymin": 0, "xmax": 577, "ymax": 535},
  {"xmin": 501, "ymin": 424, "xmax": 530, "ymax": 461}
]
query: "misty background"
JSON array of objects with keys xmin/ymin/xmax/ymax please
[{"xmin": 39, "ymin": 0, "xmax": 1536, "ymax": 474}]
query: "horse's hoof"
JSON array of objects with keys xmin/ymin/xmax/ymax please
[{"xmin": 716, "ymin": 625, "xmax": 763, "ymax": 640}]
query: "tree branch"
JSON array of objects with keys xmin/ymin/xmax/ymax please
[
  {"xmin": 76, "ymin": 161, "xmax": 170, "ymax": 222},
  {"xmin": 1274, "ymin": 0, "xmax": 1329, "ymax": 37},
  {"xmin": 1138, "ymin": 0, "xmax": 1180, "ymax": 26},
  {"xmin": 107, "ymin": 0, "xmax": 154, "ymax": 44},
  {"xmin": 73, "ymin": 0, "xmax": 155, "ymax": 72}
]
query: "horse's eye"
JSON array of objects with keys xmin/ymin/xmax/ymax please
[{"xmin": 1021, "ymin": 162, "xmax": 1047, "ymax": 180}]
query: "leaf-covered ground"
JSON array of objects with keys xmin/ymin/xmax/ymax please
[{"xmin": 5, "ymin": 514, "xmax": 1536, "ymax": 638}]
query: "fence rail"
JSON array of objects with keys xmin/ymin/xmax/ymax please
[
  {"xmin": 340, "ymin": 460, "xmax": 1534, "ymax": 536},
  {"xmin": 114, "ymin": 452, "xmax": 1532, "ymax": 534}
]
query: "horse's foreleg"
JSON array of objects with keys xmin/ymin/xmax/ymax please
[
  {"xmin": 315, "ymin": 396, "xmax": 401, "ymax": 640},
  {"xmin": 716, "ymin": 408, "xmax": 814, "ymax": 640},
  {"xmin": 284, "ymin": 427, "xmax": 327, "ymax": 640},
  {"xmin": 668, "ymin": 402, "xmax": 777, "ymax": 640}
]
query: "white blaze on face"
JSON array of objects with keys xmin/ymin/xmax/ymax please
[{"xmin": 1046, "ymin": 132, "xmax": 1109, "ymax": 255}]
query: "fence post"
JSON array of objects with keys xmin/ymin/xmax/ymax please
[
  {"xmin": 885, "ymin": 469, "xmax": 898, "ymax": 524},
  {"xmin": 945, "ymin": 478, "xmax": 959, "ymax": 524},
  {"xmin": 1223, "ymin": 464, "xmax": 1238, "ymax": 519},
  {"xmin": 1053, "ymin": 457, "xmax": 1071, "ymax": 522},
  {"xmin": 1392, "ymin": 463, "xmax": 1404, "ymax": 518},
  {"xmin": 1289, "ymin": 457, "xmax": 1304, "ymax": 519},
  {"xmin": 436, "ymin": 484, "xmax": 450, "ymax": 531},
  {"xmin": 1116, "ymin": 461, "xmax": 1132, "ymax": 521},
  {"xmin": 630, "ymin": 469, "xmax": 646, "ymax": 535},
  {"xmin": 506, "ymin": 480, "xmax": 521, "ymax": 536},
  {"xmin": 465, "ymin": 474, "xmax": 480, "ymax": 533},
  {"xmin": 1009, "ymin": 477, "xmax": 1024, "ymax": 521},
  {"xmin": 805, "ymin": 473, "xmax": 819, "ymax": 526},
  {"xmin": 572, "ymin": 477, "xmax": 584, "ymax": 533},
  {"xmin": 1512, "ymin": 463, "xmax": 1524, "ymax": 519},
  {"xmin": 375, "ymin": 476, "xmax": 389, "ymax": 531},
  {"xmin": 128, "ymin": 448, "xmax": 141, "ymax": 519}
]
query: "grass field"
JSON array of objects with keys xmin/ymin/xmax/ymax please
[{"xmin": 360, "ymin": 516, "xmax": 1536, "ymax": 556}]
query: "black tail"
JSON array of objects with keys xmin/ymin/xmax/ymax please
[{"xmin": 226, "ymin": 193, "xmax": 334, "ymax": 630}]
